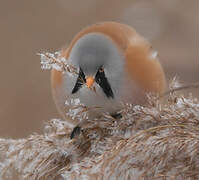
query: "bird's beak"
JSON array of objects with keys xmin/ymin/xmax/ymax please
[{"xmin": 86, "ymin": 76, "xmax": 95, "ymax": 88}]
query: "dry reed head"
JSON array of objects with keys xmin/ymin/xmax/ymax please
[
  {"xmin": 0, "ymin": 82, "xmax": 199, "ymax": 179},
  {"xmin": 39, "ymin": 51, "xmax": 78, "ymax": 75}
]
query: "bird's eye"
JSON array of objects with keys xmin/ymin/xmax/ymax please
[{"xmin": 98, "ymin": 67, "xmax": 104, "ymax": 73}]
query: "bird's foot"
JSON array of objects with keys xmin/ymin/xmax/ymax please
[
  {"xmin": 70, "ymin": 126, "xmax": 81, "ymax": 139},
  {"xmin": 111, "ymin": 112, "xmax": 122, "ymax": 119}
]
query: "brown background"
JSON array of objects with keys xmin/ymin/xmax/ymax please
[{"xmin": 0, "ymin": 0, "xmax": 198, "ymax": 138}]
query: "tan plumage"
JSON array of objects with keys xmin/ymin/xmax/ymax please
[{"xmin": 51, "ymin": 22, "xmax": 166, "ymax": 125}]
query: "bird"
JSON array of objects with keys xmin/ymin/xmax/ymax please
[{"xmin": 51, "ymin": 22, "xmax": 166, "ymax": 138}]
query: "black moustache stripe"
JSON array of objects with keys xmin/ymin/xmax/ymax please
[
  {"xmin": 71, "ymin": 68, "xmax": 86, "ymax": 94},
  {"xmin": 95, "ymin": 68, "xmax": 114, "ymax": 98},
  {"xmin": 72, "ymin": 67, "xmax": 114, "ymax": 99}
]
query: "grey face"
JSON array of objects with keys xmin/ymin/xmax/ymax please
[{"xmin": 68, "ymin": 32, "xmax": 125, "ymax": 99}]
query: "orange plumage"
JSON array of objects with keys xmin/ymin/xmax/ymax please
[{"xmin": 51, "ymin": 22, "xmax": 166, "ymax": 124}]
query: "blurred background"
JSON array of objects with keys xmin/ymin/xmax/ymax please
[{"xmin": 0, "ymin": 0, "xmax": 198, "ymax": 138}]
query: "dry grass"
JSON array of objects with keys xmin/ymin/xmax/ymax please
[{"xmin": 0, "ymin": 83, "xmax": 199, "ymax": 180}]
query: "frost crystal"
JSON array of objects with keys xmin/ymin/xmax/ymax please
[{"xmin": 65, "ymin": 98, "xmax": 89, "ymax": 121}]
